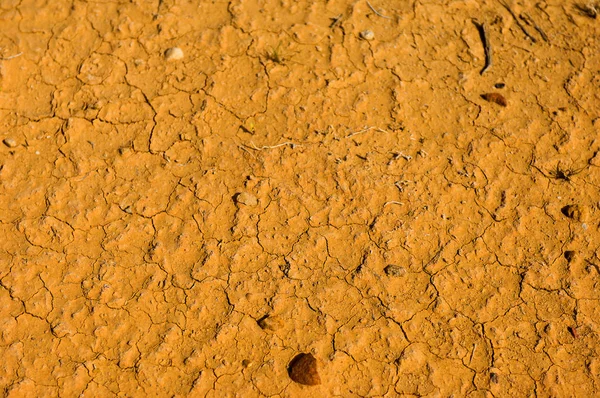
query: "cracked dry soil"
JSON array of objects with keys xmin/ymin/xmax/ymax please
[{"xmin": 1, "ymin": 0, "xmax": 600, "ymax": 397}]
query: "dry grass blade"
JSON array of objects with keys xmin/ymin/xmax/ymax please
[{"xmin": 366, "ymin": 0, "xmax": 392, "ymax": 19}]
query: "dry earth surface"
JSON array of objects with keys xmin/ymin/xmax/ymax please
[{"xmin": 1, "ymin": 0, "xmax": 600, "ymax": 396}]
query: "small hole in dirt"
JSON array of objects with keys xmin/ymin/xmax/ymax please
[{"xmin": 564, "ymin": 250, "xmax": 576, "ymax": 262}]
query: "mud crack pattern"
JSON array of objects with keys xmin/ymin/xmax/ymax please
[{"xmin": 1, "ymin": 0, "xmax": 600, "ymax": 396}]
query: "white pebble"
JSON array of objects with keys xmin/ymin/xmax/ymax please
[
  {"xmin": 360, "ymin": 30, "xmax": 375, "ymax": 41},
  {"xmin": 3, "ymin": 138, "xmax": 17, "ymax": 148},
  {"xmin": 164, "ymin": 47, "xmax": 184, "ymax": 61}
]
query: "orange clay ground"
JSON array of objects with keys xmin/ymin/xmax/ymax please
[{"xmin": 1, "ymin": 0, "xmax": 600, "ymax": 396}]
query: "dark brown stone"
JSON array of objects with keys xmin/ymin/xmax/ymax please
[{"xmin": 288, "ymin": 353, "xmax": 321, "ymax": 386}]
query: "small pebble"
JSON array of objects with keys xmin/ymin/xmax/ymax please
[
  {"xmin": 164, "ymin": 47, "xmax": 184, "ymax": 61},
  {"xmin": 360, "ymin": 30, "xmax": 375, "ymax": 41},
  {"xmin": 288, "ymin": 353, "xmax": 321, "ymax": 386},
  {"xmin": 494, "ymin": 82, "xmax": 506, "ymax": 89},
  {"xmin": 481, "ymin": 93, "xmax": 507, "ymax": 107},
  {"xmin": 3, "ymin": 138, "xmax": 17, "ymax": 148},
  {"xmin": 235, "ymin": 192, "xmax": 258, "ymax": 206},
  {"xmin": 384, "ymin": 264, "xmax": 407, "ymax": 277}
]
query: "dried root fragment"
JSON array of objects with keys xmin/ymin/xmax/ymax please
[{"xmin": 481, "ymin": 93, "xmax": 507, "ymax": 107}]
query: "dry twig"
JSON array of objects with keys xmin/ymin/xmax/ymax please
[
  {"xmin": 498, "ymin": 0, "xmax": 538, "ymax": 42},
  {"xmin": 472, "ymin": 20, "xmax": 492, "ymax": 75},
  {"xmin": 245, "ymin": 141, "xmax": 298, "ymax": 150},
  {"xmin": 384, "ymin": 201, "xmax": 404, "ymax": 207},
  {"xmin": 346, "ymin": 126, "xmax": 389, "ymax": 138}
]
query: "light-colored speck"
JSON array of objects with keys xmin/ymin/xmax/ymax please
[
  {"xmin": 360, "ymin": 30, "xmax": 375, "ymax": 41},
  {"xmin": 164, "ymin": 47, "xmax": 184, "ymax": 61}
]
